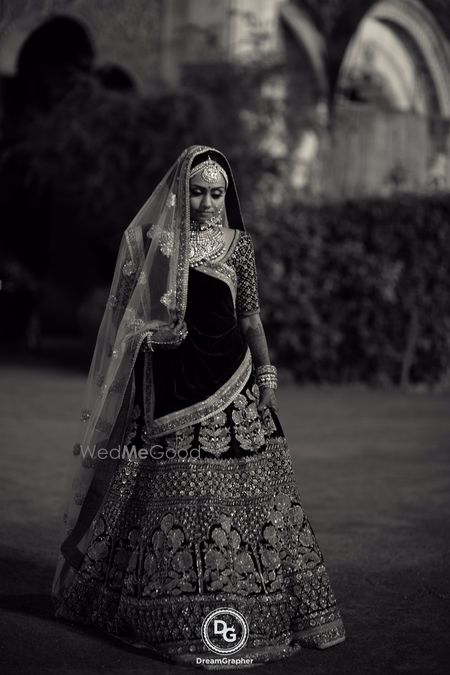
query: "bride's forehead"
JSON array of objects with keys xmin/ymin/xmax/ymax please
[{"xmin": 189, "ymin": 174, "xmax": 226, "ymax": 189}]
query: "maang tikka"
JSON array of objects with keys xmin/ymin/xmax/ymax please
[{"xmin": 189, "ymin": 155, "xmax": 229, "ymax": 188}]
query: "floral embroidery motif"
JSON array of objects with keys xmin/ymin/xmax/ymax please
[
  {"xmin": 258, "ymin": 492, "xmax": 321, "ymax": 593},
  {"xmin": 124, "ymin": 307, "xmax": 146, "ymax": 332},
  {"xmin": 141, "ymin": 513, "xmax": 198, "ymax": 597},
  {"xmin": 199, "ymin": 411, "xmax": 231, "ymax": 456},
  {"xmin": 202, "ymin": 514, "xmax": 262, "ymax": 594},
  {"xmin": 261, "ymin": 406, "xmax": 277, "ymax": 436},
  {"xmin": 146, "ymin": 223, "xmax": 156, "ymax": 239},
  {"xmin": 122, "ymin": 259, "xmax": 136, "ymax": 277},
  {"xmin": 166, "ymin": 192, "xmax": 176, "ymax": 208},
  {"xmin": 160, "ymin": 288, "xmax": 176, "ymax": 309},
  {"xmin": 231, "ymin": 384, "xmax": 265, "ymax": 451},
  {"xmin": 159, "ymin": 231, "xmax": 174, "ymax": 257}
]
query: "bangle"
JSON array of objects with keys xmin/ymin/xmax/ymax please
[
  {"xmin": 256, "ymin": 365, "xmax": 277, "ymax": 377},
  {"xmin": 256, "ymin": 365, "xmax": 277, "ymax": 375},
  {"xmin": 255, "ymin": 364, "xmax": 277, "ymax": 390},
  {"xmin": 257, "ymin": 378, "xmax": 277, "ymax": 389}
]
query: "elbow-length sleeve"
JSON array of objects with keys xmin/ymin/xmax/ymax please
[{"xmin": 230, "ymin": 231, "xmax": 261, "ymax": 317}]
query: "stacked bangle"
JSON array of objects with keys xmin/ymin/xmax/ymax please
[{"xmin": 255, "ymin": 364, "xmax": 277, "ymax": 389}]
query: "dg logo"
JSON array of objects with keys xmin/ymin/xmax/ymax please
[{"xmin": 201, "ymin": 607, "xmax": 249, "ymax": 655}]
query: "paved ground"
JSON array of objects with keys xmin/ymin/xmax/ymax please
[{"xmin": 1, "ymin": 359, "xmax": 449, "ymax": 674}]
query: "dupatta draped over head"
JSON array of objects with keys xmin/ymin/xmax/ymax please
[{"xmin": 52, "ymin": 145, "xmax": 246, "ymax": 604}]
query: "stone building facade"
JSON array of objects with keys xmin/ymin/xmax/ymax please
[{"xmin": 1, "ymin": 0, "xmax": 450, "ymax": 198}]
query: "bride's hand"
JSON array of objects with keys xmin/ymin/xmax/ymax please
[
  {"xmin": 169, "ymin": 317, "xmax": 187, "ymax": 334},
  {"xmin": 144, "ymin": 318, "xmax": 188, "ymax": 351},
  {"xmin": 257, "ymin": 387, "xmax": 278, "ymax": 413}
]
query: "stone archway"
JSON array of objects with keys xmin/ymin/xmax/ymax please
[
  {"xmin": 0, "ymin": 15, "xmax": 96, "ymax": 135},
  {"xmin": 17, "ymin": 15, "xmax": 94, "ymax": 75},
  {"xmin": 0, "ymin": 0, "xmax": 162, "ymax": 93},
  {"xmin": 280, "ymin": 3, "xmax": 328, "ymax": 100},
  {"xmin": 327, "ymin": 0, "xmax": 450, "ymax": 197},
  {"xmin": 336, "ymin": 0, "xmax": 450, "ymax": 118},
  {"xmin": 279, "ymin": 0, "xmax": 450, "ymax": 198},
  {"xmin": 0, "ymin": 8, "xmax": 95, "ymax": 78}
]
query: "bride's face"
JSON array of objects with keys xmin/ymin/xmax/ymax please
[{"xmin": 189, "ymin": 174, "xmax": 226, "ymax": 222}]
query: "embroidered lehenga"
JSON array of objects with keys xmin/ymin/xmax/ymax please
[{"xmin": 52, "ymin": 146, "xmax": 345, "ymax": 668}]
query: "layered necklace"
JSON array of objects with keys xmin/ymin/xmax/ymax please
[{"xmin": 189, "ymin": 212, "xmax": 225, "ymax": 267}]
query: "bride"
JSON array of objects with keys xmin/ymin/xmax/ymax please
[{"xmin": 52, "ymin": 145, "xmax": 345, "ymax": 668}]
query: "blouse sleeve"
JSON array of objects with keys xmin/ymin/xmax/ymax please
[{"xmin": 230, "ymin": 231, "xmax": 261, "ymax": 317}]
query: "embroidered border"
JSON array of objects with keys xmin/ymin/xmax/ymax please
[
  {"xmin": 145, "ymin": 347, "xmax": 252, "ymax": 439},
  {"xmin": 176, "ymin": 154, "xmax": 190, "ymax": 319},
  {"xmin": 194, "ymin": 262, "xmax": 237, "ymax": 306},
  {"xmin": 124, "ymin": 224, "xmax": 143, "ymax": 272},
  {"xmin": 177, "ymin": 146, "xmax": 213, "ymax": 321},
  {"xmin": 124, "ymin": 437, "xmax": 290, "ymax": 498}
]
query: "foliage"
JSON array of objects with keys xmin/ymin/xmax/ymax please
[
  {"xmin": 252, "ymin": 193, "xmax": 450, "ymax": 385},
  {"xmin": 2, "ymin": 61, "xmax": 450, "ymax": 386},
  {"xmin": 0, "ymin": 60, "xmax": 284, "ymax": 303}
]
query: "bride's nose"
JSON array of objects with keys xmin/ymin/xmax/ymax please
[{"xmin": 201, "ymin": 192, "xmax": 212, "ymax": 208}]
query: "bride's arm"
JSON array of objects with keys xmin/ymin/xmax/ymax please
[
  {"xmin": 238, "ymin": 312, "xmax": 270, "ymax": 366},
  {"xmin": 238, "ymin": 312, "xmax": 278, "ymax": 412}
]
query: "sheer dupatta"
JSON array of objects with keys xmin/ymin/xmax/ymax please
[{"xmin": 52, "ymin": 145, "xmax": 245, "ymax": 604}]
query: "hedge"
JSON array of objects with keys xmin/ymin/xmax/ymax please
[{"xmin": 251, "ymin": 193, "xmax": 450, "ymax": 386}]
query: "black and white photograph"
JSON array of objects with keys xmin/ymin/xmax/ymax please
[{"xmin": 0, "ymin": 1, "xmax": 449, "ymax": 673}]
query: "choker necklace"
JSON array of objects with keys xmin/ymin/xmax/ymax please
[
  {"xmin": 189, "ymin": 223, "xmax": 225, "ymax": 267},
  {"xmin": 190, "ymin": 212, "xmax": 223, "ymax": 231}
]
